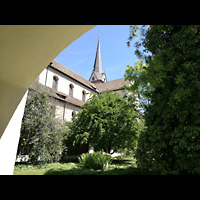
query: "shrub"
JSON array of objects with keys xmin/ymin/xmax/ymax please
[{"xmin": 79, "ymin": 151, "xmax": 112, "ymax": 170}]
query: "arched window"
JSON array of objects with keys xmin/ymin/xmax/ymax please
[
  {"xmin": 52, "ymin": 75, "xmax": 59, "ymax": 90},
  {"xmin": 69, "ymin": 83, "xmax": 74, "ymax": 97},
  {"xmin": 82, "ymin": 90, "xmax": 86, "ymax": 102},
  {"xmin": 72, "ymin": 111, "xmax": 76, "ymax": 117}
]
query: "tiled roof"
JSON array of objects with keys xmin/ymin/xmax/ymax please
[
  {"xmin": 54, "ymin": 90, "xmax": 85, "ymax": 108},
  {"xmin": 30, "ymin": 82, "xmax": 85, "ymax": 108},
  {"xmin": 95, "ymin": 78, "xmax": 130, "ymax": 92},
  {"xmin": 51, "ymin": 60, "xmax": 98, "ymax": 92},
  {"xmin": 30, "ymin": 60, "xmax": 130, "ymax": 108}
]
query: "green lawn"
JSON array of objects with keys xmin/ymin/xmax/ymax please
[{"xmin": 14, "ymin": 155, "xmax": 145, "ymax": 175}]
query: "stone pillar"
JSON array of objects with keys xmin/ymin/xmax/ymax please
[{"xmin": 0, "ymin": 91, "xmax": 28, "ymax": 175}]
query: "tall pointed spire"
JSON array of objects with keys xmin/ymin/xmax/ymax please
[
  {"xmin": 93, "ymin": 35, "xmax": 102, "ymax": 74},
  {"xmin": 89, "ymin": 35, "xmax": 107, "ymax": 84}
]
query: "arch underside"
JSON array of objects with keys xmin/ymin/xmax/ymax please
[{"xmin": 0, "ymin": 25, "xmax": 96, "ymax": 139}]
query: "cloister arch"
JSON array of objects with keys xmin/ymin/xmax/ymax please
[{"xmin": 0, "ymin": 25, "xmax": 96, "ymax": 174}]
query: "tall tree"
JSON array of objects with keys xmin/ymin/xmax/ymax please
[
  {"xmin": 126, "ymin": 25, "xmax": 200, "ymax": 174},
  {"xmin": 67, "ymin": 90, "xmax": 139, "ymax": 154},
  {"xmin": 17, "ymin": 89, "xmax": 66, "ymax": 163}
]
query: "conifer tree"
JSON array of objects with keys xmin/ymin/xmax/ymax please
[{"xmin": 18, "ymin": 90, "xmax": 66, "ymax": 163}]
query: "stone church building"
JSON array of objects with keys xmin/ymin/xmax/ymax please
[{"xmin": 30, "ymin": 38, "xmax": 130, "ymax": 122}]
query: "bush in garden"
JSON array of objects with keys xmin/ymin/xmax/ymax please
[{"xmin": 79, "ymin": 151, "xmax": 112, "ymax": 170}]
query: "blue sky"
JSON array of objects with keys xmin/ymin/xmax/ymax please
[{"xmin": 55, "ymin": 25, "xmax": 139, "ymax": 82}]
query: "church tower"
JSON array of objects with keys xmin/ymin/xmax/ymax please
[{"xmin": 89, "ymin": 36, "xmax": 107, "ymax": 84}]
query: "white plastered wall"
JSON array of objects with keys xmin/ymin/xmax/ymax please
[{"xmin": 39, "ymin": 67, "xmax": 93, "ymax": 102}]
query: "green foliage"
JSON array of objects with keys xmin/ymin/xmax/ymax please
[
  {"xmin": 127, "ymin": 25, "xmax": 139, "ymax": 47},
  {"xmin": 14, "ymin": 155, "xmax": 142, "ymax": 175},
  {"xmin": 128, "ymin": 25, "xmax": 200, "ymax": 174},
  {"xmin": 67, "ymin": 90, "xmax": 139, "ymax": 154},
  {"xmin": 125, "ymin": 61, "xmax": 152, "ymax": 110},
  {"xmin": 18, "ymin": 89, "xmax": 67, "ymax": 164},
  {"xmin": 78, "ymin": 151, "xmax": 112, "ymax": 170}
]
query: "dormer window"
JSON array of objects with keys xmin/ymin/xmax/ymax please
[
  {"xmin": 56, "ymin": 92, "xmax": 66, "ymax": 100},
  {"xmin": 69, "ymin": 83, "xmax": 74, "ymax": 97}
]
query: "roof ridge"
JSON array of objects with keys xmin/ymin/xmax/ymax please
[
  {"xmin": 94, "ymin": 77, "xmax": 129, "ymax": 92},
  {"xmin": 105, "ymin": 77, "xmax": 125, "ymax": 83},
  {"xmin": 51, "ymin": 60, "xmax": 97, "ymax": 91},
  {"xmin": 53, "ymin": 59, "xmax": 88, "ymax": 82}
]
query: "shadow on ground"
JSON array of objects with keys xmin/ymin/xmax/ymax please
[
  {"xmin": 111, "ymin": 158, "xmax": 134, "ymax": 165},
  {"xmin": 44, "ymin": 165, "xmax": 144, "ymax": 175}
]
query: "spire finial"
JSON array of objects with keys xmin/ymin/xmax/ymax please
[{"xmin": 98, "ymin": 30, "xmax": 100, "ymax": 40}]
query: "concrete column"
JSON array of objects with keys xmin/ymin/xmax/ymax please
[{"xmin": 0, "ymin": 91, "xmax": 28, "ymax": 175}]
